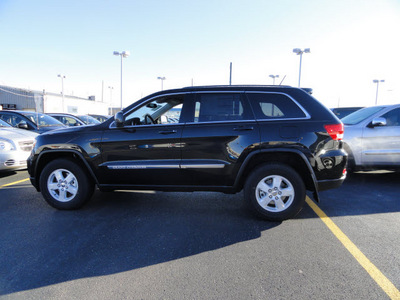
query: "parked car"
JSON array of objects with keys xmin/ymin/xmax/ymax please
[
  {"xmin": 331, "ymin": 107, "xmax": 364, "ymax": 119},
  {"xmin": 0, "ymin": 119, "xmax": 38, "ymax": 171},
  {"xmin": 342, "ymin": 104, "xmax": 400, "ymax": 171},
  {"xmin": 27, "ymin": 85, "xmax": 347, "ymax": 221},
  {"xmin": 0, "ymin": 110, "xmax": 66, "ymax": 133},
  {"xmin": 48, "ymin": 113, "xmax": 86, "ymax": 127},
  {"xmin": 89, "ymin": 114, "xmax": 111, "ymax": 123},
  {"xmin": 77, "ymin": 115, "xmax": 101, "ymax": 125}
]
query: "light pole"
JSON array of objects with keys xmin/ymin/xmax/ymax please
[
  {"xmin": 269, "ymin": 75, "xmax": 279, "ymax": 85},
  {"xmin": 108, "ymin": 85, "xmax": 114, "ymax": 102},
  {"xmin": 108, "ymin": 86, "xmax": 114, "ymax": 115},
  {"xmin": 157, "ymin": 76, "xmax": 166, "ymax": 91},
  {"xmin": 113, "ymin": 50, "xmax": 130, "ymax": 110},
  {"xmin": 373, "ymin": 79, "xmax": 385, "ymax": 105},
  {"xmin": 57, "ymin": 74, "xmax": 66, "ymax": 112},
  {"xmin": 293, "ymin": 48, "xmax": 310, "ymax": 87}
]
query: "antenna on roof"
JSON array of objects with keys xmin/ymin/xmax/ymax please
[
  {"xmin": 279, "ymin": 75, "xmax": 286, "ymax": 85},
  {"xmin": 229, "ymin": 62, "xmax": 232, "ymax": 85}
]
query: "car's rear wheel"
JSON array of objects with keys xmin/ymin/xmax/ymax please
[
  {"xmin": 244, "ymin": 163, "xmax": 306, "ymax": 221},
  {"xmin": 39, "ymin": 158, "xmax": 94, "ymax": 210}
]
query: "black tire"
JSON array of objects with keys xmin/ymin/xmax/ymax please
[
  {"xmin": 39, "ymin": 158, "xmax": 94, "ymax": 210},
  {"xmin": 244, "ymin": 163, "xmax": 306, "ymax": 221}
]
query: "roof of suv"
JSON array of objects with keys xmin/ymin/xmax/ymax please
[
  {"xmin": 133, "ymin": 85, "xmax": 313, "ymax": 104},
  {"xmin": 180, "ymin": 85, "xmax": 312, "ymax": 93}
]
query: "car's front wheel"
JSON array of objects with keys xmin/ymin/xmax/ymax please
[
  {"xmin": 244, "ymin": 163, "xmax": 306, "ymax": 221},
  {"xmin": 39, "ymin": 158, "xmax": 94, "ymax": 210}
]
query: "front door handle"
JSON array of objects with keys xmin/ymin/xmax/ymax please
[
  {"xmin": 233, "ymin": 126, "xmax": 254, "ymax": 131},
  {"xmin": 158, "ymin": 130, "xmax": 177, "ymax": 135}
]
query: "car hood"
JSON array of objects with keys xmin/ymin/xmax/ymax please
[
  {"xmin": 0, "ymin": 127, "xmax": 38, "ymax": 140},
  {"xmin": 40, "ymin": 124, "xmax": 94, "ymax": 136},
  {"xmin": 37, "ymin": 125, "xmax": 67, "ymax": 134}
]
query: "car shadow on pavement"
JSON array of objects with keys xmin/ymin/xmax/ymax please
[
  {"xmin": 0, "ymin": 171, "xmax": 17, "ymax": 178},
  {"xmin": 0, "ymin": 190, "xmax": 280, "ymax": 295}
]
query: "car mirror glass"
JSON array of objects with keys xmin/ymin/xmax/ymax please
[{"xmin": 17, "ymin": 121, "xmax": 29, "ymax": 129}]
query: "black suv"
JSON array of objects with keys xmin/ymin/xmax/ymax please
[{"xmin": 27, "ymin": 86, "xmax": 347, "ymax": 221}]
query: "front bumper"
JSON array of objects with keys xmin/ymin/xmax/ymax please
[{"xmin": 0, "ymin": 152, "xmax": 30, "ymax": 171}]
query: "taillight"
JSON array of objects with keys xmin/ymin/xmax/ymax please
[{"xmin": 324, "ymin": 123, "xmax": 344, "ymax": 140}]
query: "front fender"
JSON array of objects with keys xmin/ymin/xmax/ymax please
[{"xmin": 30, "ymin": 147, "xmax": 101, "ymax": 192}]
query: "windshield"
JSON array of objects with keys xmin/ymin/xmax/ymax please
[
  {"xmin": 78, "ymin": 115, "xmax": 101, "ymax": 125},
  {"xmin": 22, "ymin": 112, "xmax": 65, "ymax": 127},
  {"xmin": 341, "ymin": 106, "xmax": 386, "ymax": 125},
  {"xmin": 0, "ymin": 119, "xmax": 12, "ymax": 127}
]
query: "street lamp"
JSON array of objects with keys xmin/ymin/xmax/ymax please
[
  {"xmin": 113, "ymin": 50, "xmax": 130, "ymax": 110},
  {"xmin": 269, "ymin": 75, "xmax": 279, "ymax": 85},
  {"xmin": 293, "ymin": 48, "xmax": 310, "ymax": 87},
  {"xmin": 157, "ymin": 76, "xmax": 166, "ymax": 91},
  {"xmin": 57, "ymin": 74, "xmax": 66, "ymax": 112},
  {"xmin": 373, "ymin": 79, "xmax": 385, "ymax": 105}
]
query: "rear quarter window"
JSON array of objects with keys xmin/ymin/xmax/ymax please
[{"xmin": 246, "ymin": 93, "xmax": 307, "ymax": 120}]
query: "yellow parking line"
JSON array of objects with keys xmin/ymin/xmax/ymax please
[
  {"xmin": 306, "ymin": 197, "xmax": 400, "ymax": 300},
  {"xmin": 0, "ymin": 178, "xmax": 30, "ymax": 189}
]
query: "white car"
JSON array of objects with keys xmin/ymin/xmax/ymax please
[
  {"xmin": 342, "ymin": 104, "xmax": 400, "ymax": 171},
  {"xmin": 0, "ymin": 119, "xmax": 38, "ymax": 171}
]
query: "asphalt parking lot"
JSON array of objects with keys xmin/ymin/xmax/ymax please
[{"xmin": 0, "ymin": 170, "xmax": 399, "ymax": 299}]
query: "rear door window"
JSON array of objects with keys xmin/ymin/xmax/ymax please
[{"xmin": 192, "ymin": 93, "xmax": 252, "ymax": 123}]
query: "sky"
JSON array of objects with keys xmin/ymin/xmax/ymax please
[{"xmin": 0, "ymin": 0, "xmax": 399, "ymax": 109}]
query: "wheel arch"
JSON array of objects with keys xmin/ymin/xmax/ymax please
[
  {"xmin": 235, "ymin": 148, "xmax": 319, "ymax": 201},
  {"xmin": 34, "ymin": 150, "xmax": 99, "ymax": 191}
]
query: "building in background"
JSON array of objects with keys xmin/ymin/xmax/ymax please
[{"xmin": 0, "ymin": 85, "xmax": 110, "ymax": 115}]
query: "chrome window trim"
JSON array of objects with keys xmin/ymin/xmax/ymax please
[
  {"xmin": 185, "ymin": 119, "xmax": 257, "ymax": 125},
  {"xmin": 245, "ymin": 91, "xmax": 311, "ymax": 120},
  {"xmin": 111, "ymin": 122, "xmax": 184, "ymax": 129},
  {"xmin": 109, "ymin": 90, "xmax": 311, "ymax": 128}
]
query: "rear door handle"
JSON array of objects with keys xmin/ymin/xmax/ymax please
[
  {"xmin": 233, "ymin": 126, "xmax": 254, "ymax": 131},
  {"xmin": 158, "ymin": 130, "xmax": 177, "ymax": 134}
]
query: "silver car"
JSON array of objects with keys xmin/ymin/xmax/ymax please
[
  {"xmin": 0, "ymin": 119, "xmax": 38, "ymax": 171},
  {"xmin": 342, "ymin": 104, "xmax": 400, "ymax": 171}
]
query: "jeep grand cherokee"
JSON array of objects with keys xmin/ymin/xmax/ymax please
[{"xmin": 27, "ymin": 85, "xmax": 347, "ymax": 221}]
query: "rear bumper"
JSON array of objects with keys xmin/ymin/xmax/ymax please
[{"xmin": 316, "ymin": 174, "xmax": 346, "ymax": 192}]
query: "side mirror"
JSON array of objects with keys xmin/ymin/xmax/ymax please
[
  {"xmin": 370, "ymin": 117, "xmax": 387, "ymax": 127},
  {"xmin": 17, "ymin": 121, "xmax": 29, "ymax": 129},
  {"xmin": 114, "ymin": 111, "xmax": 125, "ymax": 127}
]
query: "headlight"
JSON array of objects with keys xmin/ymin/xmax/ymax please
[{"xmin": 0, "ymin": 139, "xmax": 16, "ymax": 151}]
